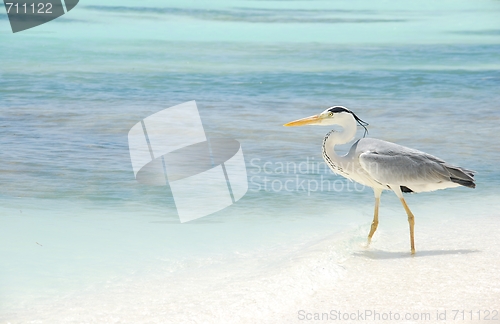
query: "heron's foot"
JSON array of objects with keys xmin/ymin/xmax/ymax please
[
  {"xmin": 367, "ymin": 222, "xmax": 378, "ymax": 243},
  {"xmin": 365, "ymin": 237, "xmax": 372, "ymax": 248},
  {"xmin": 411, "ymin": 248, "xmax": 416, "ymax": 255}
]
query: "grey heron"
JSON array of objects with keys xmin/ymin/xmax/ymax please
[{"xmin": 284, "ymin": 106, "xmax": 475, "ymax": 254}]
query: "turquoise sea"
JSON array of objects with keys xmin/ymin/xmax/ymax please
[{"xmin": 1, "ymin": 1, "xmax": 500, "ymax": 322}]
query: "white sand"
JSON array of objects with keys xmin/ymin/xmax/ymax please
[
  {"xmin": 300, "ymin": 216, "xmax": 500, "ymax": 324},
  {"xmin": 4, "ymin": 215, "xmax": 499, "ymax": 324}
]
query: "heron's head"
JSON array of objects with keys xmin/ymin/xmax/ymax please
[
  {"xmin": 283, "ymin": 106, "xmax": 358, "ymax": 126},
  {"xmin": 283, "ymin": 106, "xmax": 369, "ymax": 136}
]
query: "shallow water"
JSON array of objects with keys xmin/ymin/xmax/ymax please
[{"xmin": 1, "ymin": 0, "xmax": 499, "ymax": 321}]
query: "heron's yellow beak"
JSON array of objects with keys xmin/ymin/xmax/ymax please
[{"xmin": 283, "ymin": 115, "xmax": 320, "ymax": 127}]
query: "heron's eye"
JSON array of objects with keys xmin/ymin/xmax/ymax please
[{"xmin": 328, "ymin": 112, "xmax": 333, "ymax": 117}]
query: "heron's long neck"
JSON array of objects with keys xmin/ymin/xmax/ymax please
[{"xmin": 322, "ymin": 115, "xmax": 357, "ymax": 168}]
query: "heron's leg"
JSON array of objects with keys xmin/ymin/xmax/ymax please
[
  {"xmin": 390, "ymin": 186, "xmax": 416, "ymax": 254},
  {"xmin": 367, "ymin": 189, "xmax": 382, "ymax": 245},
  {"xmin": 399, "ymin": 198, "xmax": 416, "ymax": 255}
]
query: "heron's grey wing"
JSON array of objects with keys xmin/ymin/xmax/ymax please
[{"xmin": 357, "ymin": 138, "xmax": 475, "ymax": 189}]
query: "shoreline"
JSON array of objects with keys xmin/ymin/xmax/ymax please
[{"xmin": 3, "ymin": 215, "xmax": 499, "ymax": 323}]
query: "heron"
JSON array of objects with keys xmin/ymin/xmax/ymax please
[{"xmin": 284, "ymin": 106, "xmax": 475, "ymax": 254}]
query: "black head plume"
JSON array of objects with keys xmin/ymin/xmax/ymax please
[{"xmin": 328, "ymin": 106, "xmax": 369, "ymax": 137}]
